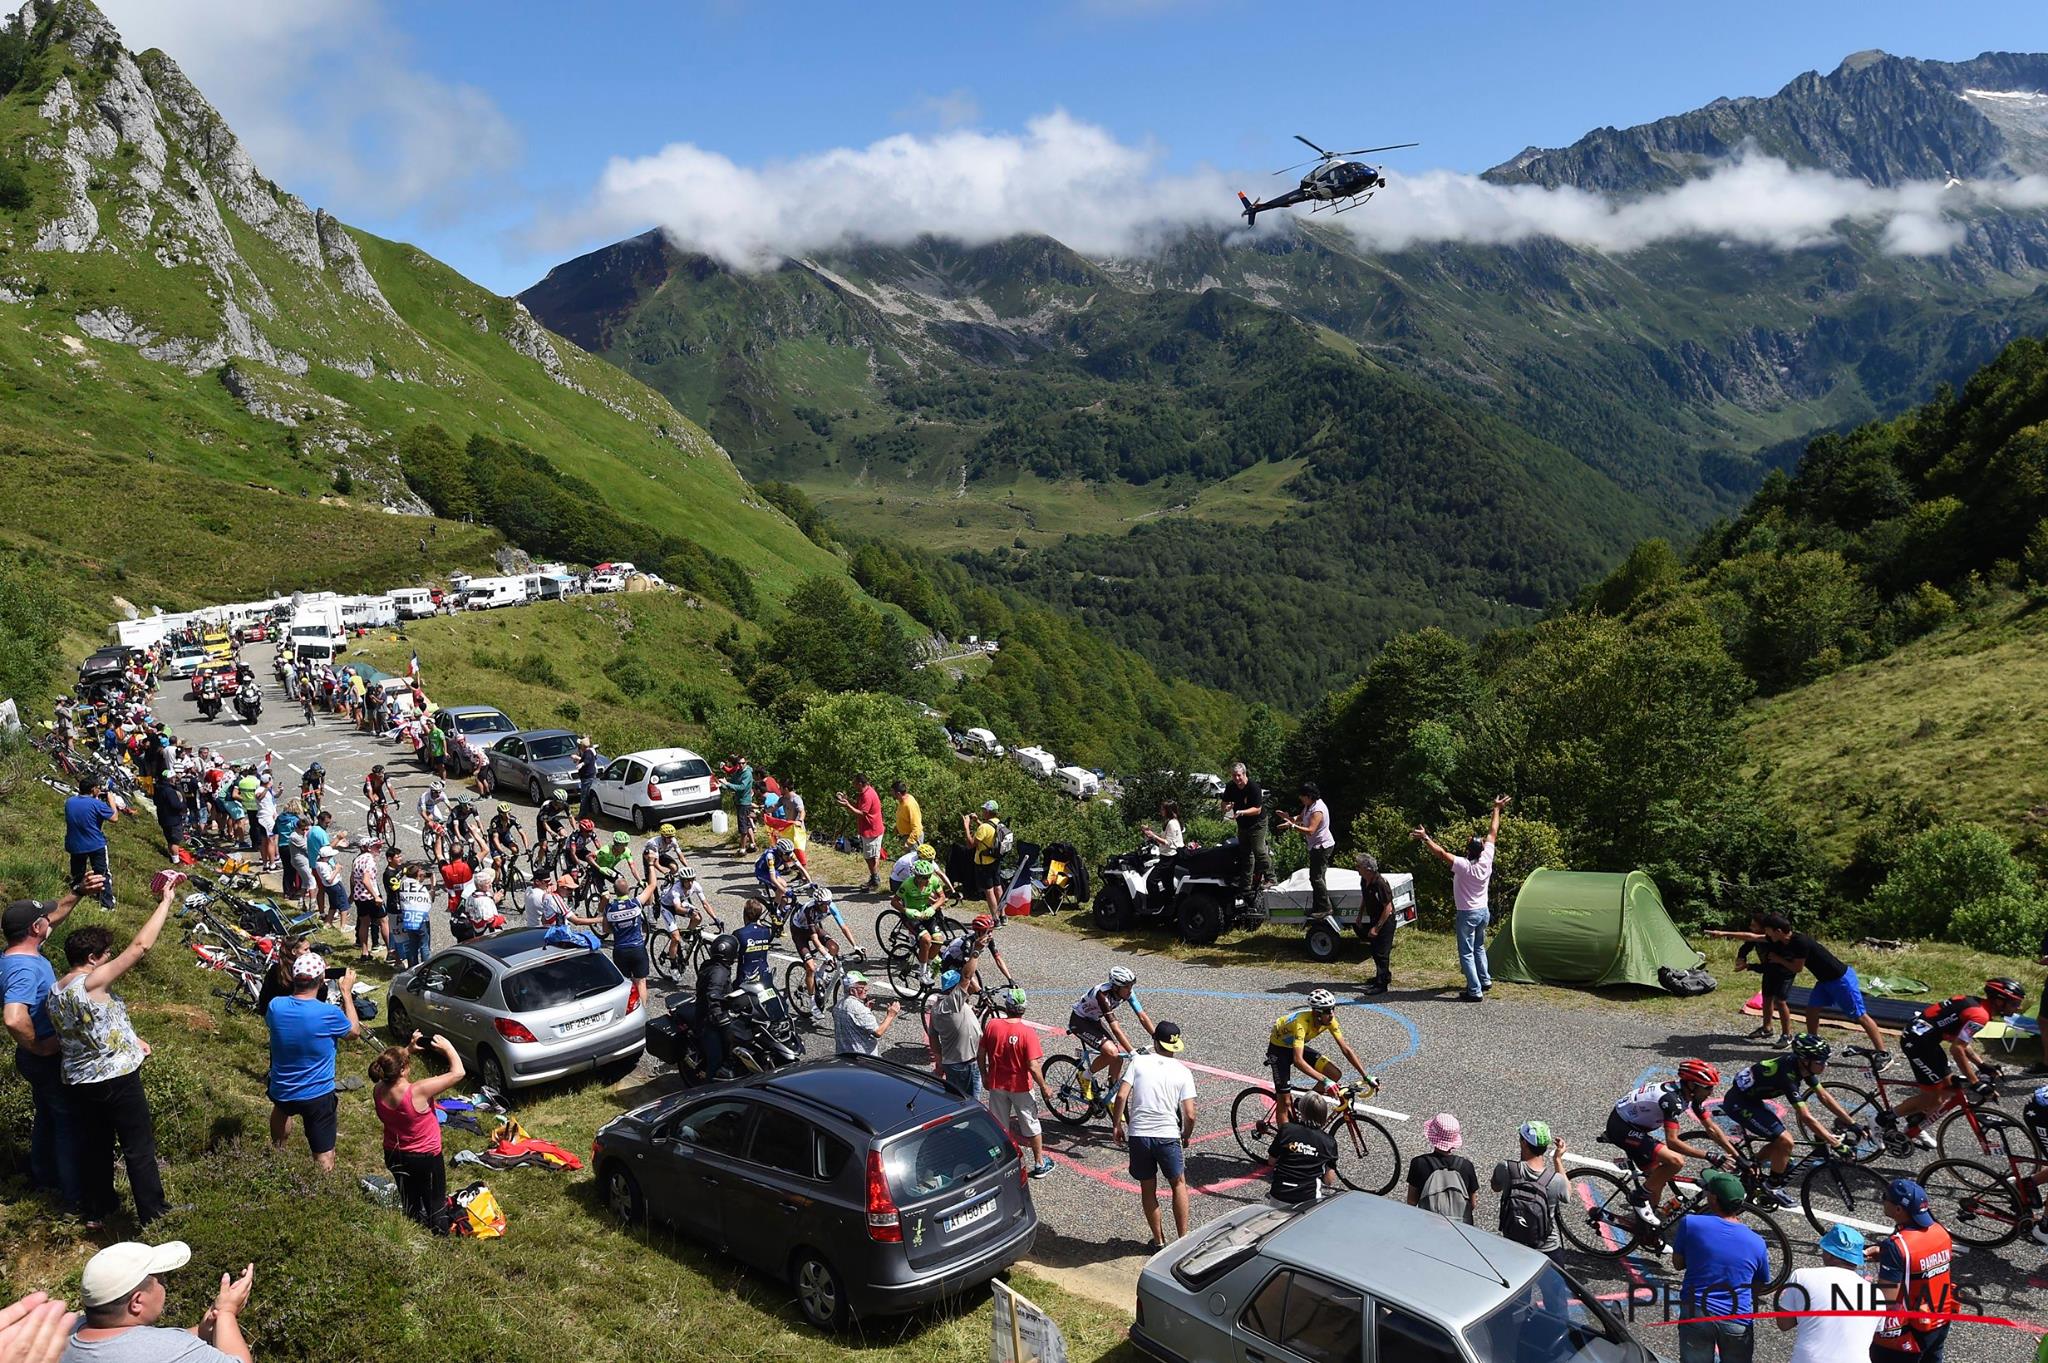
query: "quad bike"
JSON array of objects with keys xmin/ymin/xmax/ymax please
[{"xmin": 1090, "ymin": 840, "xmax": 1261, "ymax": 945}]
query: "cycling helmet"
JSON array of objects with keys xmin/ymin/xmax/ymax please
[
  {"xmin": 917, "ymin": 842, "xmax": 936, "ymax": 859},
  {"xmin": 1001, "ymin": 986, "xmax": 1027, "ymax": 1015},
  {"xmin": 1677, "ymin": 1059, "xmax": 1720, "ymax": 1090},
  {"xmin": 578, "ymin": 818, "xmax": 595, "ymax": 832},
  {"xmin": 971, "ymin": 915, "xmax": 995, "ymax": 933},
  {"xmin": 1107, "ymin": 966, "xmax": 1137, "ymax": 988},
  {"xmin": 2033, "ymin": 1084, "xmax": 2048, "ymax": 1109},
  {"xmin": 611, "ymin": 831, "xmax": 630, "ymax": 846},
  {"xmin": 430, "ymin": 779, "xmax": 444, "ymax": 792},
  {"xmin": 911, "ymin": 858, "xmax": 935, "ymax": 877},
  {"xmin": 678, "ymin": 866, "xmax": 697, "ymax": 881},
  {"xmin": 308, "ymin": 761, "xmax": 323, "ymax": 773},
  {"xmin": 1306, "ymin": 988, "xmax": 1338, "ymax": 1012},
  {"xmin": 658, "ymin": 823, "xmax": 676, "ymax": 836},
  {"xmin": 1791, "ymin": 1034, "xmax": 1832, "ymax": 1065},
  {"xmin": 707, "ymin": 933, "xmax": 739, "ymax": 963},
  {"xmin": 551, "ymin": 787, "xmax": 568, "ymax": 802},
  {"xmin": 772, "ymin": 837, "xmax": 794, "ymax": 855},
  {"xmin": 940, "ymin": 969, "xmax": 963, "ymax": 992},
  {"xmin": 1986, "ymin": 977, "xmax": 2027, "ymax": 1009}
]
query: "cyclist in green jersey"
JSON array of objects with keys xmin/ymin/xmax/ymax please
[{"xmin": 895, "ymin": 855, "xmax": 949, "ymax": 981}]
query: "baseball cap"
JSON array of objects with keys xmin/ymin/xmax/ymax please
[
  {"xmin": 1886, "ymin": 1178, "xmax": 1933, "ymax": 1229},
  {"xmin": 1152, "ymin": 1020, "xmax": 1185, "ymax": 1054},
  {"xmin": 79, "ymin": 1240, "xmax": 191, "ymax": 1307},
  {"xmin": 1425, "ymin": 1113, "xmax": 1463, "ymax": 1151},
  {"xmin": 1701, "ymin": 1170, "xmax": 1747, "ymax": 1209},
  {"xmin": 2, "ymin": 899, "xmax": 54, "ymax": 944},
  {"xmin": 316, "ymin": 845, "xmax": 337, "ymax": 860},
  {"xmin": 981, "ymin": 800, "xmax": 999, "ymax": 813},
  {"xmin": 290, "ymin": 951, "xmax": 326, "ymax": 981},
  {"xmin": 1518, "ymin": 1120, "xmax": 1552, "ymax": 1152},
  {"xmin": 843, "ymin": 971, "xmax": 869, "ymax": 989},
  {"xmin": 1818, "ymin": 1224, "xmax": 1866, "ymax": 1266}
]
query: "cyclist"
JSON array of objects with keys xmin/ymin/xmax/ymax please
[
  {"xmin": 485, "ymin": 803, "xmax": 526, "ymax": 876},
  {"xmin": 299, "ymin": 761, "xmax": 325, "ymax": 821},
  {"xmin": 2023, "ymin": 1085, "xmax": 2048, "ymax": 1246},
  {"xmin": 652, "ymin": 864, "xmax": 716, "ymax": 979},
  {"xmin": 416, "ymin": 781, "xmax": 452, "ymax": 862},
  {"xmin": 362, "ymin": 764, "xmax": 395, "ymax": 839},
  {"xmin": 448, "ymin": 798, "xmax": 484, "ymax": 863},
  {"xmin": 1266, "ymin": 989, "xmax": 1374, "ymax": 1127},
  {"xmin": 564, "ymin": 819, "xmax": 603, "ymax": 905},
  {"xmin": 895, "ymin": 852, "xmax": 949, "ymax": 981},
  {"xmin": 1069, "ymin": 966, "xmax": 1156, "ymax": 1101},
  {"xmin": 937, "ymin": 914, "xmax": 1014, "ymax": 995},
  {"xmin": 1884, "ymin": 977, "xmax": 2025, "ymax": 1150},
  {"xmin": 790, "ymin": 885, "xmax": 859, "ymax": 1005},
  {"xmin": 1719, "ymin": 1035, "xmax": 1865, "ymax": 1208},
  {"xmin": 1603, "ymin": 1060, "xmax": 1738, "ymax": 1228},
  {"xmin": 594, "ymin": 830, "xmax": 638, "ymax": 893},
  {"xmin": 641, "ymin": 822, "xmax": 691, "ymax": 886},
  {"xmin": 533, "ymin": 786, "xmax": 572, "ymax": 863},
  {"xmin": 753, "ymin": 837, "xmax": 804, "ymax": 906},
  {"xmin": 297, "ymin": 675, "xmax": 315, "ymax": 725}
]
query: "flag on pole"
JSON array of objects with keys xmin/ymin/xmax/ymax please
[{"xmin": 407, "ymin": 650, "xmax": 421, "ymax": 681}]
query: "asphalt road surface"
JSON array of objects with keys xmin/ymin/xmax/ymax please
[{"xmin": 193, "ymin": 670, "xmax": 2044, "ymax": 1359}]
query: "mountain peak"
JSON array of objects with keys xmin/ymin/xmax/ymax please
[{"xmin": 1836, "ymin": 49, "xmax": 1894, "ymax": 75}]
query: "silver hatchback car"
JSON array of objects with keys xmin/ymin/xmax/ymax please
[
  {"xmin": 1132, "ymin": 1194, "xmax": 1665, "ymax": 1363},
  {"xmin": 386, "ymin": 929, "xmax": 646, "ymax": 1093}
]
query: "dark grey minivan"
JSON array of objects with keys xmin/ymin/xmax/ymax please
[{"xmin": 591, "ymin": 1058, "xmax": 1037, "ymax": 1329}]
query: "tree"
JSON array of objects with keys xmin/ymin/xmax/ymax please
[
  {"xmin": 1309, "ymin": 629, "xmax": 1482, "ymax": 824},
  {"xmin": 1867, "ymin": 823, "xmax": 2042, "ymax": 942},
  {"xmin": 0, "ymin": 556, "xmax": 60, "ymax": 706},
  {"xmin": 780, "ymin": 693, "xmax": 946, "ymax": 836},
  {"xmin": 1585, "ymin": 539, "xmax": 1681, "ymax": 617},
  {"xmin": 1231, "ymin": 702, "xmax": 1291, "ymax": 784}
]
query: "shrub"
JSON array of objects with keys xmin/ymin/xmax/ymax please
[
  {"xmin": 1867, "ymin": 822, "xmax": 2039, "ymax": 941},
  {"xmin": 1950, "ymin": 891, "xmax": 2048, "ymax": 957},
  {"xmin": 0, "ymin": 159, "xmax": 28, "ymax": 213}
]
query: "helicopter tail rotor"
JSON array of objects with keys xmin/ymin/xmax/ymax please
[{"xmin": 1237, "ymin": 191, "xmax": 1261, "ymax": 225}]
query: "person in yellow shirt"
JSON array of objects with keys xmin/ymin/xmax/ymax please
[
  {"xmin": 891, "ymin": 779, "xmax": 922, "ymax": 851},
  {"xmin": 1265, "ymin": 990, "xmax": 1371, "ymax": 1126},
  {"xmin": 963, "ymin": 801, "xmax": 1003, "ymax": 921}
]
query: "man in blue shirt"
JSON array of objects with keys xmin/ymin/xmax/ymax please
[
  {"xmin": 734, "ymin": 898, "xmax": 777, "ymax": 988},
  {"xmin": 63, "ymin": 775, "xmax": 119, "ymax": 908},
  {"xmin": 2, "ymin": 881, "xmax": 95, "ymax": 1208},
  {"xmin": 266, "ymin": 952, "xmax": 361, "ymax": 1171},
  {"xmin": 1670, "ymin": 1170, "xmax": 1773, "ymax": 1362}
]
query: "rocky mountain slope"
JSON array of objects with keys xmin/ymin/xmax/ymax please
[{"xmin": 0, "ymin": 0, "xmax": 838, "ymax": 605}]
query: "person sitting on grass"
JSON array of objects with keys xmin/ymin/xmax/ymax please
[{"xmin": 65, "ymin": 1240, "xmax": 254, "ymax": 1363}]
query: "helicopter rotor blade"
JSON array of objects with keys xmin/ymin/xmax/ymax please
[
  {"xmin": 1293, "ymin": 133, "xmax": 1333, "ymax": 159},
  {"xmin": 1330, "ymin": 142, "xmax": 1421, "ymax": 156},
  {"xmin": 1271, "ymin": 158, "xmax": 1323, "ymax": 176}
]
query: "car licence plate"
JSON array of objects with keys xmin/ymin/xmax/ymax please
[
  {"xmin": 559, "ymin": 1010, "xmax": 611, "ymax": 1035},
  {"xmin": 943, "ymin": 1196, "xmax": 997, "ymax": 1233}
]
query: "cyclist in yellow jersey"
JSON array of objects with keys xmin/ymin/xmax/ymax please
[{"xmin": 1266, "ymin": 989, "xmax": 1371, "ymax": 1126}]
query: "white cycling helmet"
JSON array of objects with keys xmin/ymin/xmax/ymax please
[
  {"xmin": 1306, "ymin": 988, "xmax": 1338, "ymax": 1011},
  {"xmin": 1107, "ymin": 966, "xmax": 1137, "ymax": 987}
]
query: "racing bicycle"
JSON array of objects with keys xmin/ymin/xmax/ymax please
[
  {"xmin": 1043, "ymin": 1030, "xmax": 1152, "ymax": 1127},
  {"xmin": 1229, "ymin": 1078, "xmax": 1404, "ymax": 1198},
  {"xmin": 1677, "ymin": 1105, "xmax": 1894, "ymax": 1238},
  {"xmin": 784, "ymin": 947, "xmax": 868, "ymax": 1027},
  {"xmin": 1823, "ymin": 1044, "xmax": 2035, "ymax": 1163},
  {"xmin": 1558, "ymin": 1137, "xmax": 1794, "ymax": 1291}
]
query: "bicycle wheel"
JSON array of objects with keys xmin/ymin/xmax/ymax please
[
  {"xmin": 1919, "ymin": 1157, "xmax": 2027, "ymax": 1248},
  {"xmin": 1816, "ymin": 1082, "xmax": 1886, "ymax": 1165},
  {"xmin": 645, "ymin": 930, "xmax": 689, "ymax": 991},
  {"xmin": 1799, "ymin": 1158, "xmax": 1894, "ymax": 1238},
  {"xmin": 1329, "ymin": 1109, "xmax": 1401, "ymax": 1196},
  {"xmin": 874, "ymin": 909, "xmax": 912, "ymax": 960},
  {"xmin": 1556, "ymin": 1167, "xmax": 1643, "ymax": 1258},
  {"xmin": 885, "ymin": 953, "xmax": 930, "ymax": 1004},
  {"xmin": 1936, "ymin": 1104, "xmax": 2043, "ymax": 1163},
  {"xmin": 1041, "ymin": 1055, "xmax": 1096, "ymax": 1126},
  {"xmin": 1229, "ymin": 1087, "xmax": 1280, "ymax": 1164},
  {"xmin": 783, "ymin": 960, "xmax": 819, "ymax": 1026}
]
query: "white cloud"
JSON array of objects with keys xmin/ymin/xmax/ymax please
[
  {"xmin": 895, "ymin": 89, "xmax": 983, "ymax": 131},
  {"xmin": 538, "ymin": 112, "xmax": 2029, "ymax": 272},
  {"xmin": 95, "ymin": 0, "xmax": 519, "ymax": 221}
]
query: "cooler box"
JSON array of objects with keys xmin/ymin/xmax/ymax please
[{"xmin": 1259, "ymin": 869, "xmax": 1417, "ymax": 927}]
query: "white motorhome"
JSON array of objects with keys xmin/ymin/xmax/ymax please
[
  {"xmin": 963, "ymin": 727, "xmax": 1003, "ymax": 757},
  {"xmin": 289, "ymin": 603, "xmax": 344, "ymax": 656},
  {"xmin": 339, "ymin": 595, "xmax": 397, "ymax": 630},
  {"xmin": 1012, "ymin": 746, "xmax": 1056, "ymax": 780},
  {"xmin": 389, "ymin": 588, "xmax": 436, "ymax": 620},
  {"xmin": 113, "ymin": 618, "xmax": 168, "ymax": 649},
  {"xmin": 464, "ymin": 577, "xmax": 528, "ymax": 610},
  {"xmin": 1053, "ymin": 765, "xmax": 1101, "ymax": 800}
]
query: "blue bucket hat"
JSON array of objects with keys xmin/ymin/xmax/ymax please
[{"xmin": 1817, "ymin": 1224, "xmax": 1866, "ymax": 1265}]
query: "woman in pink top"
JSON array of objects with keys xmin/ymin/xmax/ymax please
[{"xmin": 369, "ymin": 1031, "xmax": 466, "ymax": 1231}]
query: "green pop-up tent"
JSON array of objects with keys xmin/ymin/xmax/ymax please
[{"xmin": 1487, "ymin": 869, "xmax": 1701, "ymax": 989}]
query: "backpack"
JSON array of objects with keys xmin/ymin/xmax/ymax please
[
  {"xmin": 1416, "ymin": 1158, "xmax": 1472, "ymax": 1223},
  {"xmin": 450, "ymin": 1181, "xmax": 506, "ymax": 1238},
  {"xmin": 1497, "ymin": 1163, "xmax": 1556, "ymax": 1248},
  {"xmin": 1658, "ymin": 965, "xmax": 1717, "ymax": 997},
  {"xmin": 995, "ymin": 821, "xmax": 1015, "ymax": 858}
]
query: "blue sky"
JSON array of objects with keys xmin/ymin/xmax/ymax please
[{"xmin": 98, "ymin": 0, "xmax": 2048, "ymax": 293}]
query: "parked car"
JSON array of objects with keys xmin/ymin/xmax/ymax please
[
  {"xmin": 591, "ymin": 1057, "xmax": 1037, "ymax": 1330},
  {"xmin": 163, "ymin": 645, "xmax": 208, "ymax": 679},
  {"xmin": 385, "ymin": 930, "xmax": 646, "ymax": 1094},
  {"xmin": 430, "ymin": 705, "xmax": 519, "ymax": 775},
  {"xmin": 590, "ymin": 747, "xmax": 720, "ymax": 830},
  {"xmin": 486, "ymin": 728, "xmax": 588, "ymax": 804},
  {"xmin": 586, "ymin": 571, "xmax": 625, "ymax": 593},
  {"xmin": 1131, "ymin": 1195, "xmax": 1662, "ymax": 1363}
]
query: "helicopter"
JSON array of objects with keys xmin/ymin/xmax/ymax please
[{"xmin": 1237, "ymin": 134, "xmax": 1419, "ymax": 225}]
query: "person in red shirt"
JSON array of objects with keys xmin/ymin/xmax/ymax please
[
  {"xmin": 1871, "ymin": 1178, "xmax": 1956, "ymax": 1362},
  {"xmin": 979, "ymin": 987, "xmax": 1056, "ymax": 1178},
  {"xmin": 1884, "ymin": 978, "xmax": 2025, "ymax": 1150},
  {"xmin": 834, "ymin": 774, "xmax": 886, "ymax": 895}
]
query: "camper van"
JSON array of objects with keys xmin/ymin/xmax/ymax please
[
  {"xmin": 1053, "ymin": 765, "xmax": 1101, "ymax": 800},
  {"xmin": 289, "ymin": 605, "xmax": 344, "ymax": 658},
  {"xmin": 1012, "ymin": 746, "xmax": 1056, "ymax": 780},
  {"xmin": 463, "ymin": 577, "xmax": 528, "ymax": 610},
  {"xmin": 963, "ymin": 727, "xmax": 1004, "ymax": 758},
  {"xmin": 523, "ymin": 573, "xmax": 571, "ymax": 602},
  {"xmin": 389, "ymin": 588, "xmax": 436, "ymax": 620},
  {"xmin": 339, "ymin": 596, "xmax": 397, "ymax": 630}
]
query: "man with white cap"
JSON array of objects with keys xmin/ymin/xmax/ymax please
[
  {"xmin": 1777, "ymin": 1224, "xmax": 1880, "ymax": 1363},
  {"xmin": 64, "ymin": 1241, "xmax": 254, "ymax": 1363},
  {"xmin": 264, "ymin": 952, "xmax": 360, "ymax": 1172}
]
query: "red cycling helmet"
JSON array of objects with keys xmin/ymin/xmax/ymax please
[
  {"xmin": 972, "ymin": 915, "xmax": 995, "ymax": 933},
  {"xmin": 578, "ymin": 818, "xmax": 595, "ymax": 832},
  {"xmin": 1676, "ymin": 1059, "xmax": 1720, "ymax": 1090},
  {"xmin": 1985, "ymin": 977, "xmax": 2026, "ymax": 1010}
]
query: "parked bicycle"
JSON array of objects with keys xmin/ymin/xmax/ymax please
[{"xmin": 1229, "ymin": 1078, "xmax": 1404, "ymax": 1197}]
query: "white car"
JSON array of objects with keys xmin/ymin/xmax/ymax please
[
  {"xmin": 164, "ymin": 646, "xmax": 208, "ymax": 679},
  {"xmin": 590, "ymin": 747, "xmax": 720, "ymax": 831},
  {"xmin": 587, "ymin": 572, "xmax": 625, "ymax": 593}
]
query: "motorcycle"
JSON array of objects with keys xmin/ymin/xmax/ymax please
[
  {"xmin": 648, "ymin": 984, "xmax": 804, "ymax": 1085},
  {"xmin": 196, "ymin": 690, "xmax": 223, "ymax": 721},
  {"xmin": 232, "ymin": 689, "xmax": 262, "ymax": 723}
]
